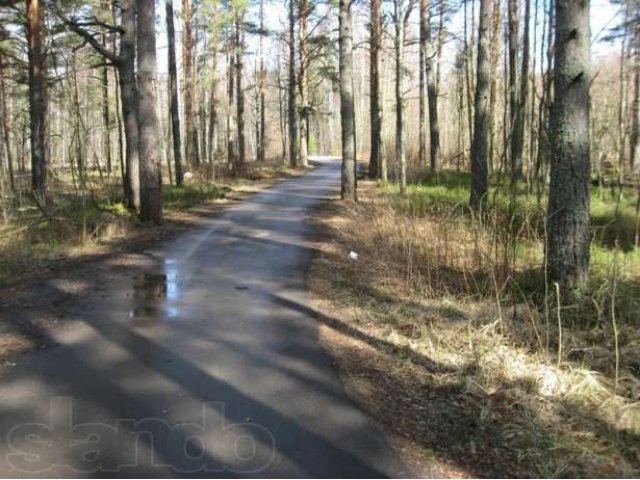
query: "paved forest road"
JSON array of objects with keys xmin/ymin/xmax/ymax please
[{"xmin": 0, "ymin": 159, "xmax": 406, "ymax": 478}]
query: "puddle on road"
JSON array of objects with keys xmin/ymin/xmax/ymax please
[{"xmin": 128, "ymin": 261, "xmax": 181, "ymax": 324}]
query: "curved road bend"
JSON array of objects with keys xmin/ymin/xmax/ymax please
[{"xmin": 0, "ymin": 159, "xmax": 407, "ymax": 478}]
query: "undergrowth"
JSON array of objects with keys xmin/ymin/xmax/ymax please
[
  {"xmin": 310, "ymin": 171, "xmax": 640, "ymax": 478},
  {"xmin": 0, "ymin": 183, "xmax": 230, "ymax": 285}
]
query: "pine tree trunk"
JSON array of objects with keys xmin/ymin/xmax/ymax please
[
  {"xmin": 227, "ymin": 27, "xmax": 236, "ymax": 172},
  {"xmin": 419, "ymin": 0, "xmax": 428, "ymax": 168},
  {"xmin": 631, "ymin": 42, "xmax": 640, "ymax": 174},
  {"xmin": 235, "ymin": 9, "xmax": 246, "ymax": 175},
  {"xmin": 0, "ymin": 54, "xmax": 15, "ymax": 191},
  {"xmin": 463, "ymin": 0, "xmax": 474, "ymax": 152},
  {"xmin": 258, "ymin": 0, "xmax": 266, "ymax": 163},
  {"xmin": 111, "ymin": 1, "xmax": 125, "ymax": 188},
  {"xmin": 546, "ymin": 0, "xmax": 591, "ymax": 291},
  {"xmin": 183, "ymin": 0, "xmax": 198, "ymax": 167},
  {"xmin": 100, "ymin": 4, "xmax": 112, "ymax": 175},
  {"xmin": 517, "ymin": 0, "xmax": 531, "ymax": 180},
  {"xmin": 192, "ymin": 17, "xmax": 202, "ymax": 167},
  {"xmin": 208, "ymin": 41, "xmax": 218, "ymax": 168},
  {"xmin": 488, "ymin": 0, "xmax": 501, "ymax": 173},
  {"xmin": 119, "ymin": 0, "xmax": 140, "ymax": 211},
  {"xmin": 288, "ymin": 0, "xmax": 298, "ymax": 167},
  {"xmin": 470, "ymin": 0, "xmax": 492, "ymax": 213},
  {"xmin": 395, "ymin": 0, "xmax": 408, "ymax": 195},
  {"xmin": 534, "ymin": 0, "xmax": 555, "ymax": 204},
  {"xmin": 299, "ymin": 0, "xmax": 310, "ymax": 167},
  {"xmin": 137, "ymin": 0, "xmax": 162, "ymax": 223},
  {"xmin": 435, "ymin": 0, "xmax": 445, "ymax": 100},
  {"xmin": 26, "ymin": 0, "xmax": 47, "ymax": 205},
  {"xmin": 166, "ymin": 0, "xmax": 183, "ymax": 186},
  {"xmin": 339, "ymin": 0, "xmax": 356, "ymax": 200},
  {"xmin": 510, "ymin": 0, "xmax": 530, "ymax": 183},
  {"xmin": 426, "ymin": 6, "xmax": 440, "ymax": 173},
  {"xmin": 369, "ymin": 0, "xmax": 382, "ymax": 179},
  {"xmin": 277, "ymin": 51, "xmax": 287, "ymax": 162}
]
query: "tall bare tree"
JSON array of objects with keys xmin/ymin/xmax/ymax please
[
  {"xmin": 26, "ymin": 0, "xmax": 47, "ymax": 205},
  {"xmin": 183, "ymin": 0, "xmax": 199, "ymax": 166},
  {"xmin": 100, "ymin": 0, "xmax": 111, "ymax": 174},
  {"xmin": 208, "ymin": 36, "xmax": 219, "ymax": 166},
  {"xmin": 507, "ymin": 0, "xmax": 522, "ymax": 180},
  {"xmin": 339, "ymin": 0, "xmax": 356, "ymax": 200},
  {"xmin": 257, "ymin": 0, "xmax": 266, "ymax": 163},
  {"xmin": 426, "ymin": 0, "xmax": 440, "ymax": 172},
  {"xmin": 631, "ymin": 34, "xmax": 640, "ymax": 173},
  {"xmin": 419, "ymin": 0, "xmax": 428, "ymax": 168},
  {"xmin": 394, "ymin": 0, "xmax": 414, "ymax": 195},
  {"xmin": 546, "ymin": 0, "xmax": 591, "ymax": 290},
  {"xmin": 166, "ymin": 0, "xmax": 183, "ymax": 186},
  {"xmin": 298, "ymin": 0, "xmax": 311, "ymax": 167},
  {"xmin": 470, "ymin": 0, "xmax": 491, "ymax": 213},
  {"xmin": 288, "ymin": 0, "xmax": 298, "ymax": 167},
  {"xmin": 369, "ymin": 0, "xmax": 383, "ymax": 180},
  {"xmin": 119, "ymin": 0, "xmax": 140, "ymax": 210},
  {"xmin": 137, "ymin": 0, "xmax": 162, "ymax": 222},
  {"xmin": 226, "ymin": 14, "xmax": 236, "ymax": 171},
  {"xmin": 513, "ymin": 0, "xmax": 531, "ymax": 180},
  {"xmin": 488, "ymin": 0, "xmax": 501, "ymax": 172},
  {"xmin": 235, "ymin": 4, "xmax": 246, "ymax": 174},
  {"xmin": 0, "ymin": 52, "xmax": 14, "ymax": 191}
]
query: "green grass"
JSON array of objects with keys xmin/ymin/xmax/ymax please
[
  {"xmin": 0, "ymin": 182, "xmax": 231, "ymax": 285},
  {"xmin": 384, "ymin": 170, "xmax": 640, "ymax": 324}
]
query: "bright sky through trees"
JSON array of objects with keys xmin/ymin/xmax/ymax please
[{"xmin": 154, "ymin": 0, "xmax": 621, "ymax": 78}]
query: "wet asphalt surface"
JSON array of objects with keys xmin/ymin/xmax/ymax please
[{"xmin": 0, "ymin": 159, "xmax": 407, "ymax": 478}]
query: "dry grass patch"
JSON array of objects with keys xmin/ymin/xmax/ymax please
[{"xmin": 308, "ymin": 181, "xmax": 640, "ymax": 478}]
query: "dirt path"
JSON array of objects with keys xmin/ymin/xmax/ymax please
[{"xmin": 0, "ymin": 160, "xmax": 407, "ymax": 478}]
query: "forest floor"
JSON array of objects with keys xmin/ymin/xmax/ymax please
[
  {"xmin": 0, "ymin": 162, "xmax": 309, "ymax": 363},
  {"xmin": 308, "ymin": 177, "xmax": 640, "ymax": 478}
]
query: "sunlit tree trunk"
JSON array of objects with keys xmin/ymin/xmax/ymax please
[
  {"xmin": 534, "ymin": 0, "xmax": 555, "ymax": 204},
  {"xmin": 226, "ymin": 19, "xmax": 236, "ymax": 172},
  {"xmin": 235, "ymin": 7, "xmax": 246, "ymax": 175},
  {"xmin": 257, "ymin": 0, "xmax": 266, "ymax": 163},
  {"xmin": 288, "ymin": 0, "xmax": 298, "ymax": 167},
  {"xmin": 515, "ymin": 0, "xmax": 531, "ymax": 179},
  {"xmin": 183, "ymin": 0, "xmax": 198, "ymax": 167},
  {"xmin": 137, "ymin": 0, "xmax": 162, "ymax": 222},
  {"xmin": 546, "ymin": 0, "xmax": 591, "ymax": 291},
  {"xmin": 419, "ymin": 0, "xmax": 428, "ymax": 168},
  {"xmin": 426, "ymin": 4, "xmax": 440, "ymax": 172},
  {"xmin": 488, "ymin": 0, "xmax": 501, "ymax": 173},
  {"xmin": 463, "ymin": 0, "xmax": 474, "ymax": 155},
  {"xmin": 394, "ymin": 0, "xmax": 412, "ymax": 195},
  {"xmin": 369, "ymin": 0, "xmax": 383, "ymax": 180},
  {"xmin": 339, "ymin": 0, "xmax": 356, "ymax": 200},
  {"xmin": 299, "ymin": 0, "xmax": 310, "ymax": 167},
  {"xmin": 208, "ymin": 38, "xmax": 218, "ymax": 168},
  {"xmin": 0, "ymin": 54, "xmax": 14, "ymax": 191},
  {"xmin": 166, "ymin": 0, "xmax": 183, "ymax": 186},
  {"xmin": 100, "ymin": 1, "xmax": 112, "ymax": 174},
  {"xmin": 276, "ymin": 50, "xmax": 287, "ymax": 162},
  {"xmin": 120, "ymin": 0, "xmax": 140, "ymax": 210},
  {"xmin": 508, "ymin": 0, "xmax": 523, "ymax": 180},
  {"xmin": 435, "ymin": 0, "xmax": 446, "ymax": 98},
  {"xmin": 632, "ymin": 40, "xmax": 640, "ymax": 173},
  {"xmin": 470, "ymin": 0, "xmax": 491, "ymax": 213},
  {"xmin": 26, "ymin": 0, "xmax": 47, "ymax": 205}
]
